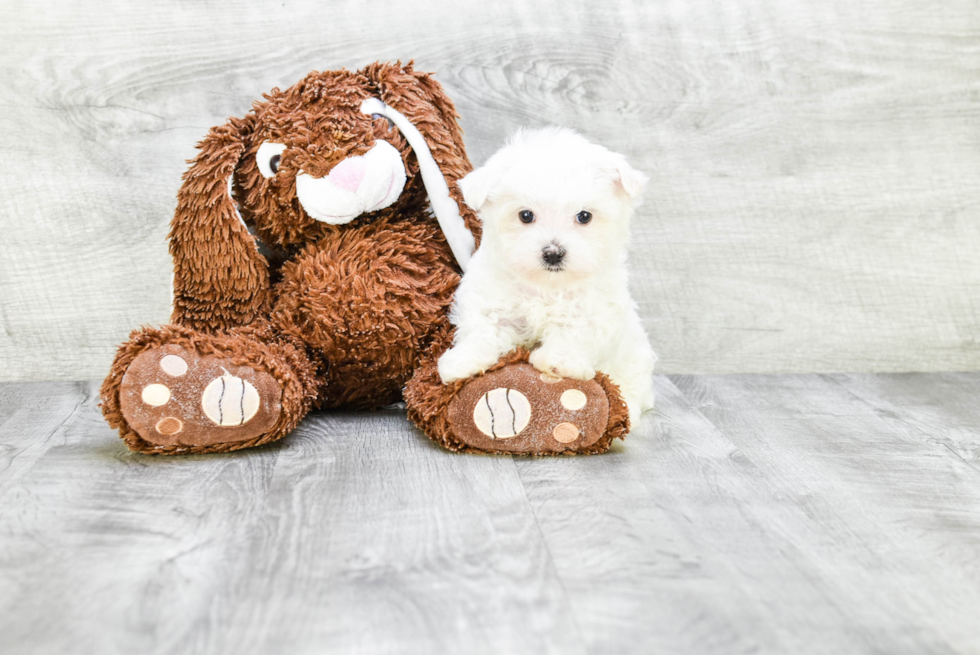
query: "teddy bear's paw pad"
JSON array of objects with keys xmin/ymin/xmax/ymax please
[
  {"xmin": 118, "ymin": 345, "xmax": 282, "ymax": 447},
  {"xmin": 448, "ymin": 363, "xmax": 610, "ymax": 454},
  {"xmin": 471, "ymin": 387, "xmax": 532, "ymax": 439}
]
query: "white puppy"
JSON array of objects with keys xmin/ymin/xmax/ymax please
[{"xmin": 438, "ymin": 127, "xmax": 657, "ymax": 427}]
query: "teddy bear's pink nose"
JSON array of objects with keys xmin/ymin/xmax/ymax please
[{"xmin": 328, "ymin": 156, "xmax": 366, "ymax": 193}]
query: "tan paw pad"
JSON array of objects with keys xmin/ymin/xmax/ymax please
[
  {"xmin": 553, "ymin": 422, "xmax": 580, "ymax": 443},
  {"xmin": 155, "ymin": 417, "xmax": 183, "ymax": 435}
]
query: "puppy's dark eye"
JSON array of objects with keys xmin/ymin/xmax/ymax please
[
  {"xmin": 576, "ymin": 211, "xmax": 592, "ymax": 224},
  {"xmin": 519, "ymin": 210, "xmax": 535, "ymax": 224},
  {"xmin": 270, "ymin": 154, "xmax": 281, "ymax": 174}
]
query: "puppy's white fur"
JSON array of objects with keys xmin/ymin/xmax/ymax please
[{"xmin": 439, "ymin": 127, "xmax": 657, "ymax": 427}]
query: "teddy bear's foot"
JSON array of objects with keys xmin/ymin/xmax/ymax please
[
  {"xmin": 406, "ymin": 349, "xmax": 631, "ymax": 456},
  {"xmin": 118, "ymin": 344, "xmax": 283, "ymax": 450},
  {"xmin": 404, "ymin": 343, "xmax": 629, "ymax": 456},
  {"xmin": 448, "ymin": 363, "xmax": 620, "ymax": 454}
]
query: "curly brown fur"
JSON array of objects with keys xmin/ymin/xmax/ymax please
[
  {"xmin": 101, "ymin": 322, "xmax": 317, "ymax": 455},
  {"xmin": 404, "ymin": 347, "xmax": 630, "ymax": 456},
  {"xmin": 272, "ymin": 214, "xmax": 458, "ymax": 409},
  {"xmin": 171, "ymin": 114, "xmax": 271, "ymax": 331}
]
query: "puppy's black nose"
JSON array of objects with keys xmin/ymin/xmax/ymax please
[{"xmin": 542, "ymin": 244, "xmax": 566, "ymax": 267}]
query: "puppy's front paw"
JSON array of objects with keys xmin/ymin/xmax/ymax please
[
  {"xmin": 439, "ymin": 347, "xmax": 494, "ymax": 385},
  {"xmin": 529, "ymin": 347, "xmax": 596, "ymax": 381}
]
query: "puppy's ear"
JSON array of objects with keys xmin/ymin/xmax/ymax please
[
  {"xmin": 458, "ymin": 166, "xmax": 494, "ymax": 212},
  {"xmin": 612, "ymin": 156, "xmax": 649, "ymax": 203},
  {"xmin": 458, "ymin": 146, "xmax": 518, "ymax": 213}
]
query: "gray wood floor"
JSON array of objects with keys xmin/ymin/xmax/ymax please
[{"xmin": 1, "ymin": 374, "xmax": 979, "ymax": 654}]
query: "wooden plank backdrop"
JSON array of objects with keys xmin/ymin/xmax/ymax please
[{"xmin": 1, "ymin": 0, "xmax": 978, "ymax": 381}]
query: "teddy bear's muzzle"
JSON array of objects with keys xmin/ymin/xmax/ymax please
[{"xmin": 295, "ymin": 140, "xmax": 407, "ymax": 224}]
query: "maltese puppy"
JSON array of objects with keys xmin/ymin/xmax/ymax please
[{"xmin": 438, "ymin": 127, "xmax": 657, "ymax": 427}]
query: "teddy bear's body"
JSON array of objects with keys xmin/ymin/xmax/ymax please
[{"xmin": 271, "ymin": 213, "xmax": 457, "ymax": 410}]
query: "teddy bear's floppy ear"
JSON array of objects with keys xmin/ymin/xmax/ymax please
[
  {"xmin": 169, "ymin": 113, "xmax": 271, "ymax": 331},
  {"xmin": 362, "ymin": 61, "xmax": 481, "ymax": 256}
]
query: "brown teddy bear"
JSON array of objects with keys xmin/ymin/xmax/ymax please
[{"xmin": 100, "ymin": 62, "xmax": 629, "ymax": 456}]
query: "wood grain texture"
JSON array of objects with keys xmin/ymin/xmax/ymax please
[
  {"xmin": 0, "ymin": 393, "xmax": 582, "ymax": 655},
  {"xmin": 671, "ymin": 372, "xmax": 980, "ymax": 654},
  {"xmin": 1, "ymin": 0, "xmax": 979, "ymax": 380},
  {"xmin": 830, "ymin": 372, "xmax": 980, "ymax": 472},
  {"xmin": 3, "ymin": 374, "xmax": 980, "ymax": 653}
]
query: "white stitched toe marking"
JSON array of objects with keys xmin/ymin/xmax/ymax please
[
  {"xmin": 560, "ymin": 389, "xmax": 588, "ymax": 411},
  {"xmin": 160, "ymin": 355, "xmax": 188, "ymax": 377},
  {"xmin": 141, "ymin": 384, "xmax": 171, "ymax": 407}
]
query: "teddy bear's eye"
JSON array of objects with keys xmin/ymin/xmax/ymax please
[
  {"xmin": 256, "ymin": 142, "xmax": 287, "ymax": 179},
  {"xmin": 576, "ymin": 211, "xmax": 592, "ymax": 224},
  {"xmin": 519, "ymin": 210, "xmax": 535, "ymax": 224}
]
